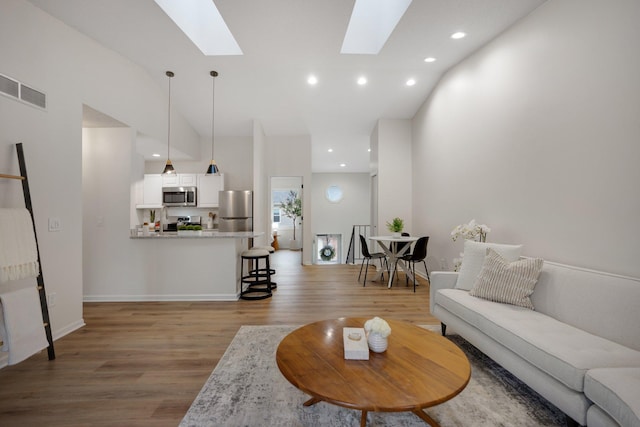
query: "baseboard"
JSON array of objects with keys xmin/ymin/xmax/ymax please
[
  {"xmin": 83, "ymin": 294, "xmax": 239, "ymax": 302},
  {"xmin": 52, "ymin": 318, "xmax": 85, "ymax": 341}
]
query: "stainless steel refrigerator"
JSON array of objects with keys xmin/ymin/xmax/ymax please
[{"xmin": 218, "ymin": 190, "xmax": 253, "ymax": 232}]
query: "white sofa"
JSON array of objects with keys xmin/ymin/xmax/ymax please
[{"xmin": 430, "ymin": 259, "xmax": 640, "ymax": 426}]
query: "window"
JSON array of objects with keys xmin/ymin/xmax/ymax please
[{"xmin": 271, "ymin": 189, "xmax": 297, "ymax": 229}]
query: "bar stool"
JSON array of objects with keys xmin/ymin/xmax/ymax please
[
  {"xmin": 251, "ymin": 245, "xmax": 277, "ymax": 289},
  {"xmin": 240, "ymin": 249, "xmax": 273, "ymax": 300}
]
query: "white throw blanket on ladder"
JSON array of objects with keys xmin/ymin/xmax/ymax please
[
  {"xmin": 0, "ymin": 208, "xmax": 40, "ymax": 283},
  {"xmin": 0, "ymin": 208, "xmax": 47, "ymax": 364},
  {"xmin": 0, "ymin": 287, "xmax": 48, "ymax": 365}
]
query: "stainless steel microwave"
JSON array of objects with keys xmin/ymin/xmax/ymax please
[{"xmin": 162, "ymin": 187, "xmax": 197, "ymax": 207}]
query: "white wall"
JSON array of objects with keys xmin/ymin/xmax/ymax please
[
  {"xmin": 82, "ymin": 127, "xmax": 137, "ymax": 297},
  {"xmin": 412, "ymin": 0, "xmax": 640, "ymax": 277},
  {"xmin": 253, "ymin": 121, "xmax": 268, "ymax": 247},
  {"xmin": 266, "ymin": 135, "xmax": 313, "ymax": 264},
  {"xmin": 372, "ymin": 119, "xmax": 413, "ymax": 235},
  {"xmin": 144, "ymin": 135, "xmax": 253, "ymax": 191},
  {"xmin": 311, "ymin": 173, "xmax": 370, "ymax": 263},
  {"xmin": 0, "ymin": 0, "xmax": 201, "ymax": 336}
]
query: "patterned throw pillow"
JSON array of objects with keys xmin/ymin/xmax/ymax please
[{"xmin": 469, "ymin": 248, "xmax": 544, "ymax": 309}]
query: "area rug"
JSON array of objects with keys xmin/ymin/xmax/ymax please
[{"xmin": 180, "ymin": 325, "xmax": 565, "ymax": 426}]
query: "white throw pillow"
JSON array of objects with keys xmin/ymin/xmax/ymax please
[
  {"xmin": 455, "ymin": 240, "xmax": 523, "ymax": 291},
  {"xmin": 470, "ymin": 249, "xmax": 544, "ymax": 309}
]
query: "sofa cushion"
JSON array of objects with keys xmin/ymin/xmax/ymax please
[
  {"xmin": 435, "ymin": 289, "xmax": 640, "ymax": 391},
  {"xmin": 469, "ymin": 249, "xmax": 543, "ymax": 309},
  {"xmin": 455, "ymin": 241, "xmax": 523, "ymax": 291},
  {"xmin": 585, "ymin": 368, "xmax": 640, "ymax": 427},
  {"xmin": 530, "ymin": 261, "xmax": 640, "ymax": 352},
  {"xmin": 587, "ymin": 405, "xmax": 622, "ymax": 427}
]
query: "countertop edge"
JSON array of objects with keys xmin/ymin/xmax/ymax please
[{"xmin": 130, "ymin": 231, "xmax": 264, "ymax": 239}]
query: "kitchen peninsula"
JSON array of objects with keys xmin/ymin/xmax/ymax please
[{"xmin": 129, "ymin": 231, "xmax": 263, "ymax": 300}]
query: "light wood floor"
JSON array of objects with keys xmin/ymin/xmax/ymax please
[{"xmin": 0, "ymin": 250, "xmax": 437, "ymax": 426}]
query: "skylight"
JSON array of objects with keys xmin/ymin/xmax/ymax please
[
  {"xmin": 154, "ymin": 0, "xmax": 242, "ymax": 56},
  {"xmin": 341, "ymin": 0, "xmax": 413, "ymax": 54}
]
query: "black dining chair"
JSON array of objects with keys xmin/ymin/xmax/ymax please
[
  {"xmin": 399, "ymin": 236, "xmax": 429, "ymax": 292},
  {"xmin": 391, "ymin": 232, "xmax": 411, "ymax": 283},
  {"xmin": 358, "ymin": 235, "xmax": 388, "ymax": 286},
  {"xmin": 393, "ymin": 232, "xmax": 411, "ymax": 255}
]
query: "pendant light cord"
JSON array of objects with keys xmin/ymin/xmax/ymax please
[
  {"xmin": 211, "ymin": 71, "xmax": 217, "ymax": 161},
  {"xmin": 167, "ymin": 72, "xmax": 172, "ymax": 160}
]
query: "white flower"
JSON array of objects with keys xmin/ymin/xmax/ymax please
[
  {"xmin": 364, "ymin": 317, "xmax": 391, "ymax": 338},
  {"xmin": 451, "ymin": 252, "xmax": 465, "ymax": 270},
  {"xmin": 451, "ymin": 219, "xmax": 490, "ymax": 242}
]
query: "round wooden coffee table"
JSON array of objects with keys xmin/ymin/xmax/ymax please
[{"xmin": 276, "ymin": 318, "xmax": 471, "ymax": 427}]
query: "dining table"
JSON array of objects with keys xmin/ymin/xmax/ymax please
[{"xmin": 369, "ymin": 235, "xmax": 419, "ymax": 288}]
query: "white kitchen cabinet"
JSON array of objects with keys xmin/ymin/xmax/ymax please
[
  {"xmin": 161, "ymin": 174, "xmax": 178, "ymax": 187},
  {"xmin": 197, "ymin": 174, "xmax": 225, "ymax": 207},
  {"xmin": 162, "ymin": 173, "xmax": 197, "ymax": 187},
  {"xmin": 137, "ymin": 174, "xmax": 163, "ymax": 208}
]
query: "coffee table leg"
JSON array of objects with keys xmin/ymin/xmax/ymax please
[
  {"xmin": 360, "ymin": 410, "xmax": 368, "ymax": 427},
  {"xmin": 412, "ymin": 408, "xmax": 441, "ymax": 427},
  {"xmin": 303, "ymin": 397, "xmax": 320, "ymax": 407}
]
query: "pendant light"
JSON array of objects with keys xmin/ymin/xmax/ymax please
[
  {"xmin": 162, "ymin": 70, "xmax": 177, "ymax": 175},
  {"xmin": 205, "ymin": 70, "xmax": 220, "ymax": 175}
]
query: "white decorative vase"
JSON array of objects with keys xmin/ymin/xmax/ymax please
[
  {"xmin": 392, "ymin": 232, "xmax": 401, "ymax": 238},
  {"xmin": 367, "ymin": 332, "xmax": 388, "ymax": 353}
]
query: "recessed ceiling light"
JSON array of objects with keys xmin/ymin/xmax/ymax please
[
  {"xmin": 406, "ymin": 78, "xmax": 416, "ymax": 86},
  {"xmin": 328, "ymin": 148, "xmax": 333, "ymax": 153},
  {"xmin": 340, "ymin": 163, "xmax": 347, "ymax": 168},
  {"xmin": 357, "ymin": 76, "xmax": 367, "ymax": 85},
  {"xmin": 307, "ymin": 75, "xmax": 318, "ymax": 85},
  {"xmin": 367, "ymin": 148, "xmax": 371, "ymax": 152},
  {"xmin": 424, "ymin": 57, "xmax": 436, "ymax": 63},
  {"xmin": 451, "ymin": 32, "xmax": 466, "ymax": 39},
  {"xmin": 341, "ymin": 0, "xmax": 413, "ymax": 54},
  {"xmin": 153, "ymin": 0, "xmax": 242, "ymax": 55},
  {"xmin": 152, "ymin": 153, "xmax": 161, "ymax": 157}
]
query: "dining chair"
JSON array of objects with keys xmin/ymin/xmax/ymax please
[
  {"xmin": 392, "ymin": 232, "xmax": 411, "ymax": 256},
  {"xmin": 358, "ymin": 235, "xmax": 388, "ymax": 286},
  {"xmin": 399, "ymin": 236, "xmax": 429, "ymax": 292},
  {"xmin": 390, "ymin": 232, "xmax": 411, "ymax": 283}
]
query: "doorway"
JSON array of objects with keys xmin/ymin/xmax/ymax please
[{"xmin": 270, "ymin": 176, "xmax": 303, "ymax": 265}]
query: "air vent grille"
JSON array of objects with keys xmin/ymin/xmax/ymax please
[
  {"xmin": 0, "ymin": 73, "xmax": 47, "ymax": 110},
  {"xmin": 0, "ymin": 74, "xmax": 19, "ymax": 98},
  {"xmin": 21, "ymin": 85, "xmax": 46, "ymax": 109}
]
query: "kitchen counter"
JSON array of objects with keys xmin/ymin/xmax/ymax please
[
  {"xmin": 130, "ymin": 231, "xmax": 262, "ymax": 239},
  {"xmin": 104, "ymin": 230, "xmax": 267, "ymax": 302}
]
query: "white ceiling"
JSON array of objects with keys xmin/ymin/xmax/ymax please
[{"xmin": 29, "ymin": 0, "xmax": 545, "ymax": 172}]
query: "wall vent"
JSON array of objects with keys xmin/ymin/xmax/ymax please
[
  {"xmin": 0, "ymin": 74, "xmax": 19, "ymax": 98},
  {"xmin": 20, "ymin": 84, "xmax": 46, "ymax": 109},
  {"xmin": 0, "ymin": 73, "xmax": 47, "ymax": 110}
]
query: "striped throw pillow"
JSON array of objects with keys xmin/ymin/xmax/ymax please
[{"xmin": 469, "ymin": 248, "xmax": 544, "ymax": 309}]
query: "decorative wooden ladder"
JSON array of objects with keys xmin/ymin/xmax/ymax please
[{"xmin": 0, "ymin": 143, "xmax": 55, "ymax": 360}]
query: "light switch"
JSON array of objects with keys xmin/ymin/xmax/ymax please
[{"xmin": 48, "ymin": 217, "xmax": 61, "ymax": 232}]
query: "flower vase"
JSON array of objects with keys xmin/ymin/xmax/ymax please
[{"xmin": 367, "ymin": 332, "xmax": 388, "ymax": 353}]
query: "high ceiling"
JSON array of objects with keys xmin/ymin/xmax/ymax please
[{"xmin": 28, "ymin": 0, "xmax": 545, "ymax": 172}]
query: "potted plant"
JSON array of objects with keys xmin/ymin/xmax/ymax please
[
  {"xmin": 177, "ymin": 224, "xmax": 203, "ymax": 236},
  {"xmin": 149, "ymin": 210, "xmax": 156, "ymax": 231},
  {"xmin": 450, "ymin": 219, "xmax": 490, "ymax": 242},
  {"xmin": 386, "ymin": 217, "xmax": 404, "ymax": 237},
  {"xmin": 279, "ymin": 190, "xmax": 302, "ymax": 250}
]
